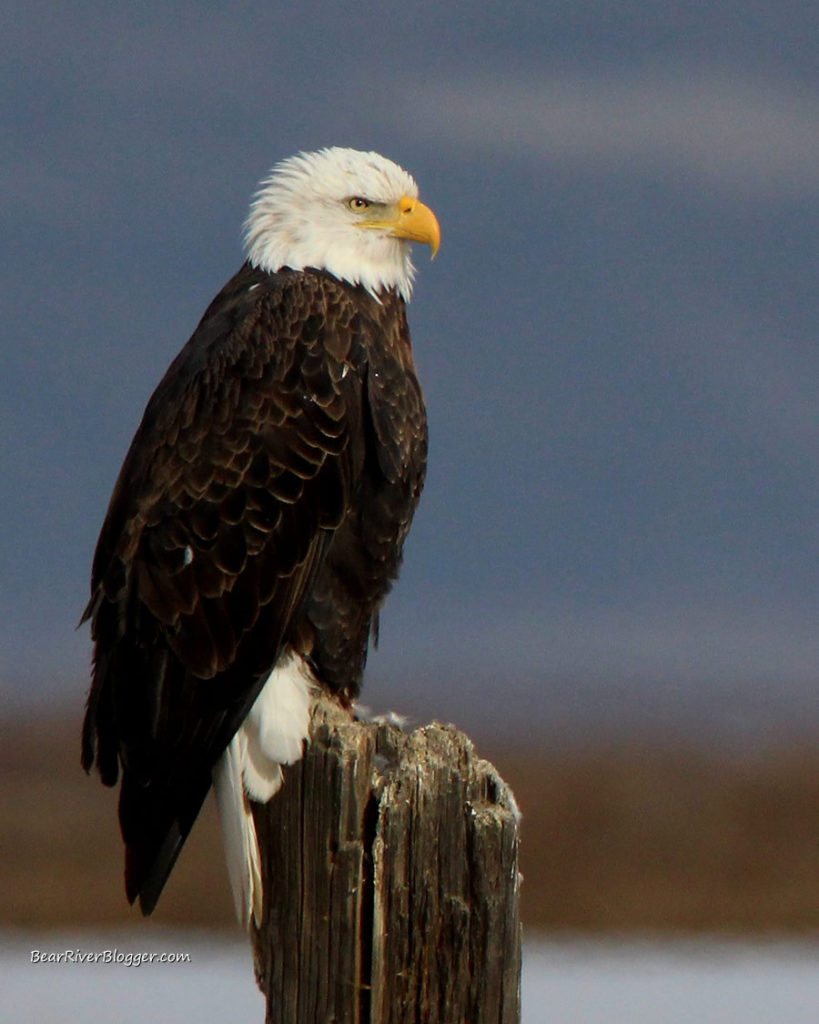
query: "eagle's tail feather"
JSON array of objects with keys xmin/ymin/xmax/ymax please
[
  {"xmin": 213, "ymin": 651, "xmax": 316, "ymax": 929},
  {"xmin": 212, "ymin": 733, "xmax": 266, "ymax": 929}
]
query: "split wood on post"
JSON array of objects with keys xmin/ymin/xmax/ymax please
[{"xmin": 251, "ymin": 696, "xmax": 521, "ymax": 1024}]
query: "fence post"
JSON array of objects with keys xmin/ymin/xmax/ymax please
[{"xmin": 251, "ymin": 696, "xmax": 521, "ymax": 1024}]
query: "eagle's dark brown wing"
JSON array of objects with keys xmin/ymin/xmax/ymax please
[{"xmin": 81, "ymin": 264, "xmax": 394, "ymax": 913}]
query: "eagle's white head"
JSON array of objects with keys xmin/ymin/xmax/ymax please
[{"xmin": 244, "ymin": 147, "xmax": 440, "ymax": 301}]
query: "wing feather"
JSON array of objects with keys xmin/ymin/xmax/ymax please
[{"xmin": 82, "ymin": 265, "xmax": 366, "ymax": 908}]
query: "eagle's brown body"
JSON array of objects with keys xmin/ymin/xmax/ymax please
[{"xmin": 82, "ymin": 263, "xmax": 427, "ymax": 913}]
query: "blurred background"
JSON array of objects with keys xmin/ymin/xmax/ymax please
[{"xmin": 2, "ymin": 2, "xmax": 817, "ymax": 1021}]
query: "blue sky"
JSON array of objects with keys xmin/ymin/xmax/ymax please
[{"xmin": 2, "ymin": 1, "xmax": 817, "ymax": 744}]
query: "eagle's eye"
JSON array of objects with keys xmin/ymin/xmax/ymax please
[{"xmin": 347, "ymin": 197, "xmax": 370, "ymax": 211}]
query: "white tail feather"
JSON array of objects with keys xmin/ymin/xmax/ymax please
[
  {"xmin": 212, "ymin": 732, "xmax": 263, "ymax": 927},
  {"xmin": 212, "ymin": 651, "xmax": 316, "ymax": 928}
]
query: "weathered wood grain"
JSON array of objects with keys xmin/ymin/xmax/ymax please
[{"xmin": 251, "ymin": 697, "xmax": 521, "ymax": 1024}]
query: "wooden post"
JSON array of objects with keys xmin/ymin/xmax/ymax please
[{"xmin": 251, "ymin": 696, "xmax": 521, "ymax": 1024}]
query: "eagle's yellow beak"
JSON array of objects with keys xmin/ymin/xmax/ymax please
[{"xmin": 360, "ymin": 196, "xmax": 441, "ymax": 258}]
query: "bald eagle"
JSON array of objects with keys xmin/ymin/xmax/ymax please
[{"xmin": 81, "ymin": 147, "xmax": 440, "ymax": 926}]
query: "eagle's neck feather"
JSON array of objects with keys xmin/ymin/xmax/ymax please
[{"xmin": 245, "ymin": 225, "xmax": 415, "ymax": 301}]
